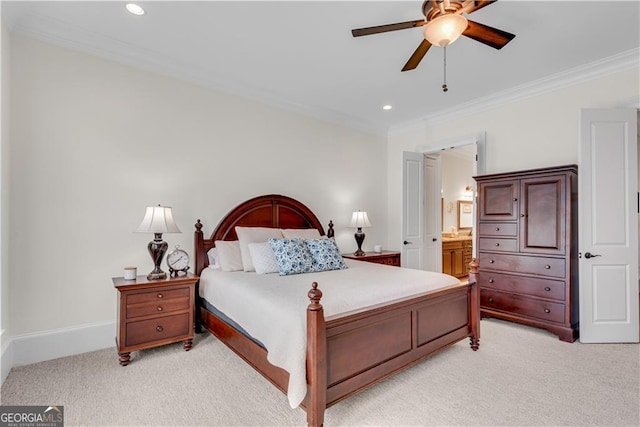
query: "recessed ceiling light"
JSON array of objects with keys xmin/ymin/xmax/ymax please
[
  {"xmin": 126, "ymin": 3, "xmax": 145, "ymax": 16},
  {"xmin": 382, "ymin": 105, "xmax": 392, "ymax": 111}
]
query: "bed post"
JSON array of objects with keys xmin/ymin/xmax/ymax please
[
  {"xmin": 326, "ymin": 220, "xmax": 334, "ymax": 238},
  {"xmin": 468, "ymin": 258, "xmax": 480, "ymax": 351},
  {"xmin": 194, "ymin": 220, "xmax": 207, "ymax": 276},
  {"xmin": 306, "ymin": 282, "xmax": 327, "ymax": 427},
  {"xmin": 194, "ymin": 220, "xmax": 206, "ymax": 333}
]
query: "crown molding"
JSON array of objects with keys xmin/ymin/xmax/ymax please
[{"xmin": 389, "ymin": 48, "xmax": 640, "ymax": 135}]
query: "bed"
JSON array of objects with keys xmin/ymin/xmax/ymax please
[{"xmin": 194, "ymin": 194, "xmax": 480, "ymax": 426}]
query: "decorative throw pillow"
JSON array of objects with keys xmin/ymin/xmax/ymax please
[
  {"xmin": 281, "ymin": 228, "xmax": 322, "ymax": 239},
  {"xmin": 215, "ymin": 240, "xmax": 243, "ymax": 272},
  {"xmin": 235, "ymin": 227, "xmax": 283, "ymax": 272},
  {"xmin": 268, "ymin": 238, "xmax": 315, "ymax": 276},
  {"xmin": 305, "ymin": 238, "xmax": 348, "ymax": 272},
  {"xmin": 248, "ymin": 242, "xmax": 279, "ymax": 275}
]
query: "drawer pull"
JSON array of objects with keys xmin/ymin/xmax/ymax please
[
  {"xmin": 495, "ymin": 227, "xmax": 500, "ymax": 231},
  {"xmin": 544, "ymin": 286, "xmax": 551, "ymax": 291},
  {"xmin": 495, "ymin": 243, "xmax": 500, "ymax": 247},
  {"xmin": 544, "ymin": 265, "xmax": 551, "ymax": 269},
  {"xmin": 488, "ymin": 279, "xmax": 494, "ymax": 283},
  {"xmin": 488, "ymin": 297, "xmax": 494, "ymax": 303},
  {"xmin": 544, "ymin": 309, "xmax": 551, "ymax": 314},
  {"xmin": 157, "ymin": 293, "xmax": 164, "ymax": 299},
  {"xmin": 489, "ymin": 259, "xmax": 495, "ymax": 264},
  {"xmin": 513, "ymin": 198, "xmax": 518, "ymax": 202},
  {"xmin": 520, "ymin": 214, "xmax": 525, "ymax": 217},
  {"xmin": 156, "ymin": 325, "xmax": 164, "ymax": 333},
  {"xmin": 157, "ymin": 306, "xmax": 163, "ymax": 312}
]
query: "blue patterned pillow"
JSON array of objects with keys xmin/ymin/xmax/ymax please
[
  {"xmin": 268, "ymin": 238, "xmax": 315, "ymax": 276},
  {"xmin": 305, "ymin": 238, "xmax": 348, "ymax": 272}
]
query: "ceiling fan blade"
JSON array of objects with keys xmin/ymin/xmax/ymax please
[
  {"xmin": 352, "ymin": 19, "xmax": 425, "ymax": 37},
  {"xmin": 464, "ymin": 0, "xmax": 498, "ymax": 14},
  {"xmin": 402, "ymin": 39, "xmax": 433, "ymax": 72},
  {"xmin": 462, "ymin": 19, "xmax": 515, "ymax": 49}
]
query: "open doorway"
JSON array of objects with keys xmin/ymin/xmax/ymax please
[{"xmin": 439, "ymin": 146, "xmax": 475, "ymax": 282}]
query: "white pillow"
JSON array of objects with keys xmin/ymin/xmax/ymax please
[
  {"xmin": 235, "ymin": 226, "xmax": 283, "ymax": 272},
  {"xmin": 281, "ymin": 228, "xmax": 322, "ymax": 239},
  {"xmin": 207, "ymin": 248, "xmax": 220, "ymax": 269},
  {"xmin": 214, "ymin": 240, "xmax": 243, "ymax": 272},
  {"xmin": 247, "ymin": 242, "xmax": 279, "ymax": 274}
]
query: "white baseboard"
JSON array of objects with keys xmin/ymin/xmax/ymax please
[
  {"xmin": 1, "ymin": 328, "xmax": 12, "ymax": 383},
  {"xmin": 6, "ymin": 320, "xmax": 116, "ymax": 371}
]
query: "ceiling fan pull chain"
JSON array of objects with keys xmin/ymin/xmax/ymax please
[{"xmin": 442, "ymin": 46, "xmax": 448, "ymax": 92}]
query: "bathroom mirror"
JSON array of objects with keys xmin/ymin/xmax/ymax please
[{"xmin": 457, "ymin": 200, "xmax": 473, "ymax": 229}]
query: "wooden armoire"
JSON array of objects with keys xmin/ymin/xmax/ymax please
[{"xmin": 474, "ymin": 165, "xmax": 578, "ymax": 342}]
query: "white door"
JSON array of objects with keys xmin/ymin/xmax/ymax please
[
  {"xmin": 579, "ymin": 108, "xmax": 639, "ymax": 343},
  {"xmin": 402, "ymin": 152, "xmax": 424, "ymax": 269},
  {"xmin": 423, "ymin": 155, "xmax": 442, "ymax": 272}
]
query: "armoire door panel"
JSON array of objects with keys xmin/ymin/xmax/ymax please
[
  {"xmin": 519, "ymin": 175, "xmax": 566, "ymax": 255},
  {"xmin": 479, "ymin": 180, "xmax": 519, "ymax": 221}
]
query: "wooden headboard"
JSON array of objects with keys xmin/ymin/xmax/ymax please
[{"xmin": 194, "ymin": 194, "xmax": 333, "ymax": 276}]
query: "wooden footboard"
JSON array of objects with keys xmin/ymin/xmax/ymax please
[{"xmin": 304, "ymin": 260, "xmax": 480, "ymax": 426}]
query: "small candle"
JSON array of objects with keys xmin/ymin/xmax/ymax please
[{"xmin": 124, "ymin": 267, "xmax": 137, "ymax": 280}]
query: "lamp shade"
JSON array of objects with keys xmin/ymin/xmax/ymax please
[
  {"xmin": 135, "ymin": 205, "xmax": 181, "ymax": 234},
  {"xmin": 423, "ymin": 13, "xmax": 468, "ymax": 47},
  {"xmin": 350, "ymin": 211, "xmax": 372, "ymax": 228}
]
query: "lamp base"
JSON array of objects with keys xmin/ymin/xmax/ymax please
[
  {"xmin": 147, "ymin": 233, "xmax": 168, "ymax": 281},
  {"xmin": 354, "ymin": 228, "xmax": 366, "ymax": 257},
  {"xmin": 147, "ymin": 270, "xmax": 167, "ymax": 281}
]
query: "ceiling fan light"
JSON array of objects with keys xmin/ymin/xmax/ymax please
[{"xmin": 423, "ymin": 14, "xmax": 468, "ymax": 47}]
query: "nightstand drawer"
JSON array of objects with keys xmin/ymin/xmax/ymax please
[
  {"xmin": 126, "ymin": 287, "xmax": 190, "ymax": 305},
  {"xmin": 479, "ymin": 272, "xmax": 565, "ymax": 301},
  {"xmin": 125, "ymin": 313, "xmax": 190, "ymax": 347},
  {"xmin": 368, "ymin": 256, "xmax": 401, "ymax": 267},
  {"xmin": 126, "ymin": 296, "xmax": 190, "ymax": 319},
  {"xmin": 481, "ymin": 290, "xmax": 565, "ymax": 324}
]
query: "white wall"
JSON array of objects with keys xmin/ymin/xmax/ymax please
[
  {"xmin": 1, "ymin": 18, "xmax": 11, "ymax": 380},
  {"xmin": 8, "ymin": 34, "xmax": 387, "ymax": 344},
  {"xmin": 387, "ymin": 67, "xmax": 639, "ymax": 251}
]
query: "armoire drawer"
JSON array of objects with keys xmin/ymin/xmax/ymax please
[
  {"xmin": 479, "ymin": 272, "xmax": 565, "ymax": 301},
  {"xmin": 481, "ymin": 290, "xmax": 565, "ymax": 324},
  {"xmin": 479, "ymin": 253, "xmax": 565, "ymax": 278},
  {"xmin": 478, "ymin": 237, "xmax": 518, "ymax": 253},
  {"xmin": 478, "ymin": 222, "xmax": 518, "ymax": 237}
]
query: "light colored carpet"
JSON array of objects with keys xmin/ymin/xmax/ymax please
[{"xmin": 1, "ymin": 318, "xmax": 639, "ymax": 426}]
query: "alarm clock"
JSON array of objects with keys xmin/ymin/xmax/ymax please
[{"xmin": 166, "ymin": 245, "xmax": 190, "ymax": 276}]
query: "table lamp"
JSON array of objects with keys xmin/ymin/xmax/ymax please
[
  {"xmin": 135, "ymin": 205, "xmax": 181, "ymax": 280},
  {"xmin": 350, "ymin": 211, "xmax": 371, "ymax": 256}
]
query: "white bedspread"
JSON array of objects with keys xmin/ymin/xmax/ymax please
[{"xmin": 199, "ymin": 259, "xmax": 460, "ymax": 408}]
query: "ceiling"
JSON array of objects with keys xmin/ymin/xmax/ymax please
[{"xmin": 3, "ymin": 1, "xmax": 639, "ymax": 135}]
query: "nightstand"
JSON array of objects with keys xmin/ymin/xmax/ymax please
[
  {"xmin": 342, "ymin": 251, "xmax": 401, "ymax": 267},
  {"xmin": 113, "ymin": 273, "xmax": 198, "ymax": 366}
]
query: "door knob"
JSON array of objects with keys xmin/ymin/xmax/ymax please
[
  {"xmin": 403, "ymin": 240, "xmax": 413, "ymax": 245},
  {"xmin": 584, "ymin": 252, "xmax": 602, "ymax": 259}
]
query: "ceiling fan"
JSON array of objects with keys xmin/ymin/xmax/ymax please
[{"xmin": 351, "ymin": 0, "xmax": 516, "ymax": 72}]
